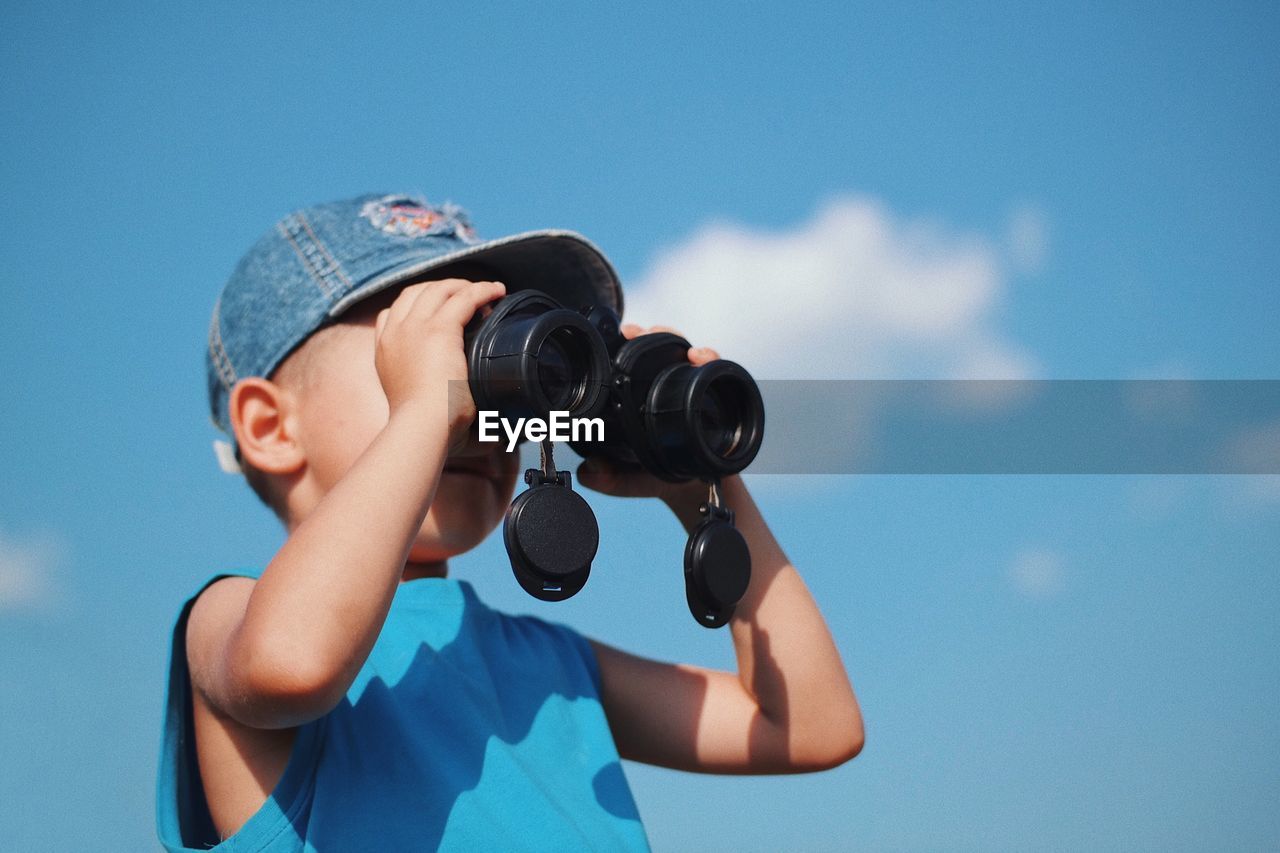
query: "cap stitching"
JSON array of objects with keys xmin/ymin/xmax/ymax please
[
  {"xmin": 276, "ymin": 215, "xmax": 340, "ymax": 300},
  {"xmin": 297, "ymin": 214, "xmax": 353, "ymax": 294},
  {"xmin": 208, "ymin": 295, "xmax": 238, "ymax": 393},
  {"xmin": 277, "ymin": 214, "xmax": 338, "ymax": 299}
]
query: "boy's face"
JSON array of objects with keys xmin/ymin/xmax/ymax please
[{"xmin": 288, "ymin": 281, "xmax": 521, "ymax": 564}]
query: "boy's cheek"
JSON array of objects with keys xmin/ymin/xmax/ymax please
[{"xmin": 421, "ymin": 473, "xmax": 515, "ymax": 553}]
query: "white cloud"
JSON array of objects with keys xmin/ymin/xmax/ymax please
[
  {"xmin": 1222, "ymin": 418, "xmax": 1280, "ymax": 475},
  {"xmin": 1005, "ymin": 204, "xmax": 1049, "ymax": 274},
  {"xmin": 1008, "ymin": 548, "xmax": 1066, "ymax": 599},
  {"xmin": 624, "ymin": 196, "xmax": 1038, "ymax": 379},
  {"xmin": 0, "ymin": 530, "xmax": 63, "ymax": 612}
]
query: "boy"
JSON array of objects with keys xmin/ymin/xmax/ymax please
[{"xmin": 157, "ymin": 193, "xmax": 863, "ymax": 851}]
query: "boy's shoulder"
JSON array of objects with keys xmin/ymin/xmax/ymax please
[
  {"xmin": 176, "ymin": 569, "xmax": 604, "ymax": 708},
  {"xmin": 178, "ymin": 570, "xmax": 594, "ymax": 666}
]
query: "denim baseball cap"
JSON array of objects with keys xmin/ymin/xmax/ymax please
[{"xmin": 206, "ymin": 192, "xmax": 624, "ymax": 460}]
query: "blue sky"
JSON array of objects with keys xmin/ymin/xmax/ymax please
[{"xmin": 2, "ymin": 2, "xmax": 1278, "ymax": 849}]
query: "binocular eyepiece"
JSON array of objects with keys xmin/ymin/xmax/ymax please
[
  {"xmin": 464, "ymin": 289, "xmax": 764, "ymax": 628},
  {"xmin": 466, "ymin": 291, "xmax": 612, "ymax": 423}
]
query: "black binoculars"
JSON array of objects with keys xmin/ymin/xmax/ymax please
[{"xmin": 464, "ymin": 289, "xmax": 765, "ymax": 627}]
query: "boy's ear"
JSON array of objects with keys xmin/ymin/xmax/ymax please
[{"xmin": 229, "ymin": 377, "xmax": 307, "ymax": 475}]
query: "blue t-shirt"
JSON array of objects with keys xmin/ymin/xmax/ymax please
[{"xmin": 156, "ymin": 572, "xmax": 651, "ymax": 851}]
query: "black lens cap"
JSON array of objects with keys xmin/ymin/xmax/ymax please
[
  {"xmin": 504, "ymin": 479, "xmax": 599, "ymax": 601},
  {"xmin": 684, "ymin": 517, "xmax": 751, "ymax": 627}
]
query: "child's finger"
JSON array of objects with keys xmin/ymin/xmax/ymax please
[
  {"xmin": 403, "ymin": 281, "xmax": 472, "ymax": 327},
  {"xmin": 688, "ymin": 346, "xmax": 720, "ymax": 365},
  {"xmin": 577, "ymin": 458, "xmax": 647, "ymax": 497},
  {"xmin": 435, "ymin": 280, "xmax": 506, "ymax": 327},
  {"xmin": 576, "ymin": 457, "xmax": 668, "ymax": 499},
  {"xmin": 385, "ymin": 280, "xmax": 429, "ymax": 325},
  {"xmin": 387, "ymin": 279, "xmax": 464, "ymax": 326},
  {"xmin": 621, "ymin": 323, "xmax": 686, "ymax": 340},
  {"xmin": 575, "ymin": 457, "xmax": 617, "ymax": 493}
]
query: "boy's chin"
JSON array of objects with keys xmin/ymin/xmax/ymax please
[
  {"xmin": 405, "ymin": 525, "xmax": 489, "ymax": 564},
  {"xmin": 405, "ymin": 477, "xmax": 513, "ymax": 563}
]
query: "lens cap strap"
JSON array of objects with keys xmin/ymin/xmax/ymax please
[
  {"xmin": 683, "ymin": 477, "xmax": 752, "ymax": 629},
  {"xmin": 503, "ymin": 439, "xmax": 599, "ymax": 601},
  {"xmin": 535, "ymin": 436, "xmax": 561, "ymax": 485}
]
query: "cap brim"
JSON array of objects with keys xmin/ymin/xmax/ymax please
[{"xmin": 328, "ymin": 229, "xmax": 623, "ymax": 318}]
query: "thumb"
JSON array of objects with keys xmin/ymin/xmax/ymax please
[{"xmin": 576, "ymin": 457, "xmax": 619, "ymax": 492}]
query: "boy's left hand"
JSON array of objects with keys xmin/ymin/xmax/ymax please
[{"xmin": 575, "ymin": 323, "xmax": 721, "ymax": 510}]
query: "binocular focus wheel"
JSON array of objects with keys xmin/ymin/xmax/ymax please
[
  {"xmin": 504, "ymin": 475, "xmax": 599, "ymax": 602},
  {"xmin": 683, "ymin": 516, "xmax": 751, "ymax": 628}
]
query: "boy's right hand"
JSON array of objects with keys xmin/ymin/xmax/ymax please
[{"xmin": 373, "ymin": 278, "xmax": 506, "ymax": 452}]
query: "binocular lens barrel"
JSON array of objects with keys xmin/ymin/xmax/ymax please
[
  {"xmin": 646, "ymin": 360, "xmax": 764, "ymax": 480},
  {"xmin": 467, "ymin": 291, "xmax": 610, "ymax": 421},
  {"xmin": 469, "ymin": 290, "xmax": 764, "ymax": 482},
  {"xmin": 536, "ymin": 327, "xmax": 597, "ymax": 412}
]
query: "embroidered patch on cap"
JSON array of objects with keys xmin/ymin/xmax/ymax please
[{"xmin": 359, "ymin": 195, "xmax": 478, "ymax": 242}]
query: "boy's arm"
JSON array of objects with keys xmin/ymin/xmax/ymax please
[
  {"xmin": 588, "ymin": 476, "xmax": 863, "ymax": 773},
  {"xmin": 581, "ymin": 331, "xmax": 863, "ymax": 774},
  {"xmin": 187, "ymin": 279, "xmax": 506, "ymax": 730}
]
